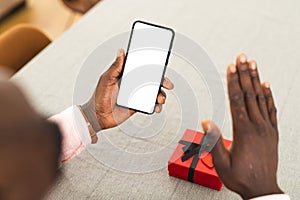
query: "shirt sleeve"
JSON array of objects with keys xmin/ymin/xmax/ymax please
[
  {"xmin": 48, "ymin": 106, "xmax": 92, "ymax": 163},
  {"xmin": 250, "ymin": 194, "xmax": 290, "ymax": 200}
]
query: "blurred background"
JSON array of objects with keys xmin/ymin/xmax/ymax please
[{"xmin": 0, "ymin": 0, "xmax": 81, "ymax": 39}]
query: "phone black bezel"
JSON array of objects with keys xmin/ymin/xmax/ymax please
[{"xmin": 116, "ymin": 20, "xmax": 175, "ymax": 115}]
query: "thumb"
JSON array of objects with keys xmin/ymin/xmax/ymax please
[
  {"xmin": 108, "ymin": 49, "xmax": 125, "ymax": 78},
  {"xmin": 201, "ymin": 120, "xmax": 231, "ymax": 173}
]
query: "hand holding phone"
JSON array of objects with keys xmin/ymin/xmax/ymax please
[{"xmin": 82, "ymin": 49, "xmax": 174, "ymax": 131}]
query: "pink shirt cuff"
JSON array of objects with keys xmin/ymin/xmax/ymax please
[{"xmin": 48, "ymin": 106, "xmax": 91, "ymax": 163}]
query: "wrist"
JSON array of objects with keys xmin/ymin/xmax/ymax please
[
  {"xmin": 79, "ymin": 99, "xmax": 102, "ymax": 144},
  {"xmin": 241, "ymin": 184, "xmax": 283, "ymax": 199},
  {"xmin": 81, "ymin": 99, "xmax": 102, "ymax": 132}
]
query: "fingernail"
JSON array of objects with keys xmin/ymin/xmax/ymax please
[
  {"xmin": 264, "ymin": 82, "xmax": 270, "ymax": 88},
  {"xmin": 170, "ymin": 82, "xmax": 174, "ymax": 89},
  {"xmin": 250, "ymin": 61, "xmax": 257, "ymax": 70},
  {"xmin": 229, "ymin": 64, "xmax": 236, "ymax": 73},
  {"xmin": 239, "ymin": 54, "xmax": 247, "ymax": 64},
  {"xmin": 117, "ymin": 49, "xmax": 122, "ymax": 57},
  {"xmin": 201, "ymin": 120, "xmax": 212, "ymax": 133}
]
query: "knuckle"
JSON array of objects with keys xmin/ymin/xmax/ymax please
[
  {"xmin": 238, "ymin": 108, "xmax": 247, "ymax": 120},
  {"xmin": 100, "ymin": 72, "xmax": 111, "ymax": 83},
  {"xmin": 99, "ymin": 73, "xmax": 107, "ymax": 82},
  {"xmin": 250, "ymin": 70, "xmax": 259, "ymax": 79},
  {"xmin": 256, "ymin": 123, "xmax": 268, "ymax": 135},
  {"xmin": 229, "ymin": 92, "xmax": 244, "ymax": 105},
  {"xmin": 268, "ymin": 107, "xmax": 277, "ymax": 115},
  {"xmin": 239, "ymin": 69, "xmax": 249, "ymax": 74},
  {"xmin": 257, "ymin": 94, "xmax": 266, "ymax": 104},
  {"xmin": 111, "ymin": 59, "xmax": 119, "ymax": 68},
  {"xmin": 245, "ymin": 91, "xmax": 256, "ymax": 101},
  {"xmin": 251, "ymin": 76, "xmax": 260, "ymax": 82},
  {"xmin": 229, "ymin": 74, "xmax": 239, "ymax": 83},
  {"xmin": 111, "ymin": 62, "xmax": 118, "ymax": 69},
  {"xmin": 265, "ymin": 91, "xmax": 272, "ymax": 98}
]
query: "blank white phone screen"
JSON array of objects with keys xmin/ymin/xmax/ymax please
[{"xmin": 117, "ymin": 22, "xmax": 174, "ymax": 114}]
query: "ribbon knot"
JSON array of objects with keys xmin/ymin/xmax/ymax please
[
  {"xmin": 179, "ymin": 139, "xmax": 211, "ymax": 162},
  {"xmin": 178, "ymin": 136, "xmax": 212, "ymax": 182}
]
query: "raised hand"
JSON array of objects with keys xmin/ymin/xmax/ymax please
[{"xmin": 202, "ymin": 54, "xmax": 283, "ymax": 199}]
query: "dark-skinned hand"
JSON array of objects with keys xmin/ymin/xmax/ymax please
[
  {"xmin": 202, "ymin": 54, "xmax": 283, "ymax": 199},
  {"xmin": 82, "ymin": 49, "xmax": 174, "ymax": 132}
]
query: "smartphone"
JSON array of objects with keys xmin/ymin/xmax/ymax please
[{"xmin": 117, "ymin": 20, "xmax": 175, "ymax": 114}]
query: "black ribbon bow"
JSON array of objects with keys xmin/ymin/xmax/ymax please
[{"xmin": 179, "ymin": 133, "xmax": 211, "ymax": 182}]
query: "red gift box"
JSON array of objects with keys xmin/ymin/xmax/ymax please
[{"xmin": 168, "ymin": 129, "xmax": 232, "ymax": 191}]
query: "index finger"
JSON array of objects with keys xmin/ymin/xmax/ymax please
[{"xmin": 162, "ymin": 77, "xmax": 174, "ymax": 90}]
